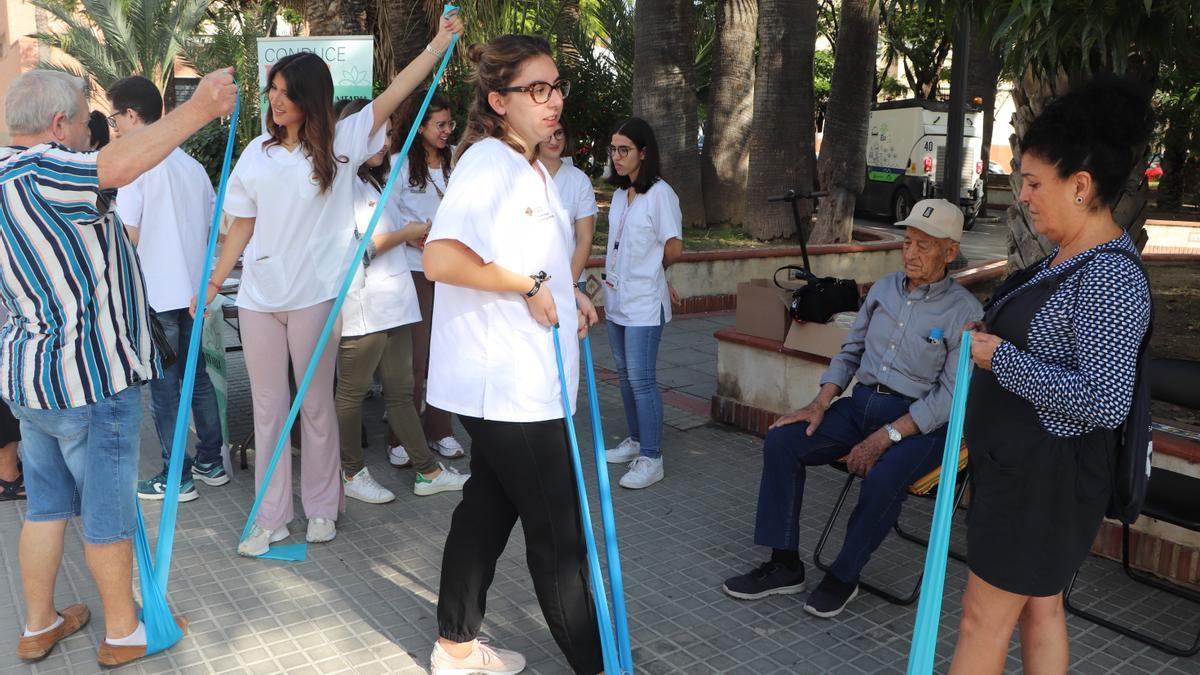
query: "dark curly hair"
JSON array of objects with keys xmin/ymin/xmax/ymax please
[{"xmin": 1018, "ymin": 76, "xmax": 1155, "ymax": 209}]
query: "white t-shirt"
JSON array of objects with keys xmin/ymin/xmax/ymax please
[
  {"xmin": 603, "ymin": 179, "xmax": 683, "ymax": 327},
  {"xmin": 552, "ymin": 162, "xmax": 598, "ymax": 224},
  {"xmin": 388, "ymin": 156, "xmax": 449, "ymax": 272},
  {"xmin": 224, "ymin": 106, "xmax": 387, "ymax": 312},
  {"xmin": 340, "ymin": 178, "xmax": 421, "ymax": 336},
  {"xmin": 115, "ymin": 148, "xmax": 214, "ymax": 312},
  {"xmin": 426, "ymin": 138, "xmax": 579, "ymax": 423}
]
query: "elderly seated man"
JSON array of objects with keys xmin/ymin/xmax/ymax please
[{"xmin": 723, "ymin": 199, "xmax": 983, "ymax": 618}]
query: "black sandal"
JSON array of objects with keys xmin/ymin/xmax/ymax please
[{"xmin": 0, "ymin": 467, "xmax": 24, "ymax": 501}]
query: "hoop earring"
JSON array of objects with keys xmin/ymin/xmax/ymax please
[{"xmin": 1074, "ymin": 196, "xmax": 1084, "ymax": 204}]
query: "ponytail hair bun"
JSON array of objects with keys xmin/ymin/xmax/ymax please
[{"xmin": 1019, "ymin": 75, "xmax": 1155, "ymax": 209}]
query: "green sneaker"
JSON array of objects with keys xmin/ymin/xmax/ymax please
[
  {"xmin": 192, "ymin": 460, "xmax": 230, "ymax": 487},
  {"xmin": 137, "ymin": 473, "xmax": 198, "ymax": 502}
]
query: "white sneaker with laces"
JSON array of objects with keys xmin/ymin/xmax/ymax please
[
  {"xmin": 237, "ymin": 523, "xmax": 290, "ymax": 557},
  {"xmin": 430, "ymin": 638, "xmax": 525, "ymax": 675},
  {"xmin": 429, "ymin": 436, "xmax": 465, "ymax": 458},
  {"xmin": 306, "ymin": 517, "xmax": 336, "ymax": 543},
  {"xmin": 388, "ymin": 445, "xmax": 412, "ymax": 467},
  {"xmin": 343, "ymin": 467, "xmax": 395, "ymax": 504},
  {"xmin": 414, "ymin": 463, "xmax": 471, "ymax": 496},
  {"xmin": 619, "ymin": 455, "xmax": 664, "ymax": 489},
  {"xmin": 606, "ymin": 437, "xmax": 641, "ymax": 464}
]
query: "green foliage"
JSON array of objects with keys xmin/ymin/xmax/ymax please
[
  {"xmin": 181, "ymin": 1, "xmax": 277, "ymax": 181},
  {"xmin": 32, "ymin": 0, "xmax": 209, "ymax": 91},
  {"xmin": 814, "ymin": 49, "xmax": 834, "ymax": 126},
  {"xmin": 880, "ymin": 2, "xmax": 951, "ymax": 99}
]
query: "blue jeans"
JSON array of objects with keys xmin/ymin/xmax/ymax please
[
  {"xmin": 754, "ymin": 385, "xmax": 946, "ymax": 583},
  {"xmin": 149, "ymin": 308, "xmax": 223, "ymax": 476},
  {"xmin": 13, "ymin": 385, "xmax": 142, "ymax": 544},
  {"xmin": 606, "ymin": 309, "xmax": 665, "ymax": 459}
]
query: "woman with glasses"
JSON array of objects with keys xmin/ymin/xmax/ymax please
[
  {"xmin": 539, "ymin": 118, "xmax": 598, "ymax": 281},
  {"xmin": 602, "ymin": 117, "xmax": 684, "ymax": 490},
  {"xmin": 386, "ymin": 90, "xmax": 466, "ymax": 465},
  {"xmin": 195, "ymin": 13, "xmax": 463, "ymax": 555},
  {"xmin": 331, "ymin": 98, "xmax": 469, "ymax": 507},
  {"xmin": 421, "ymin": 35, "xmax": 603, "ymax": 675}
]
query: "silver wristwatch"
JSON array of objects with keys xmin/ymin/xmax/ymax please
[{"xmin": 884, "ymin": 423, "xmax": 902, "ymax": 443}]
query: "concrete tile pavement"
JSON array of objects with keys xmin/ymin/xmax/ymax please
[{"xmin": 0, "ymin": 313, "xmax": 1196, "ymax": 673}]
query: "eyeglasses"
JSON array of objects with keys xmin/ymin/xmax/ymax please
[
  {"xmin": 106, "ymin": 110, "xmax": 125, "ymax": 129},
  {"xmin": 495, "ymin": 79, "xmax": 571, "ymax": 104},
  {"xmin": 432, "ymin": 119, "xmax": 456, "ymax": 133},
  {"xmin": 607, "ymin": 144, "xmax": 635, "ymax": 159},
  {"xmin": 550, "ymin": 129, "xmax": 565, "ymax": 141}
]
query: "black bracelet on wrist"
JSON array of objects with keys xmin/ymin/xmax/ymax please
[{"xmin": 526, "ymin": 271, "xmax": 550, "ymax": 298}]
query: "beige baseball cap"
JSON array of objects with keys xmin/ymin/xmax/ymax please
[{"xmin": 895, "ymin": 198, "xmax": 964, "ymax": 242}]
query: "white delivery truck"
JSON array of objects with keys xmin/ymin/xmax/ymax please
[{"xmin": 857, "ymin": 99, "xmax": 985, "ymax": 229}]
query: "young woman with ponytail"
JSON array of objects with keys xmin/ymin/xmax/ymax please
[{"xmin": 422, "ymin": 35, "xmax": 604, "ymax": 675}]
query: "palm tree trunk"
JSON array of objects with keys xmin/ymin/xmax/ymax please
[
  {"xmin": 1005, "ymin": 66, "xmax": 1156, "ymax": 269},
  {"xmin": 966, "ymin": 22, "xmax": 1002, "ymax": 201},
  {"xmin": 810, "ymin": 0, "xmax": 879, "ymax": 244},
  {"xmin": 304, "ymin": 0, "xmax": 344, "ymax": 36},
  {"xmin": 558, "ymin": 0, "xmax": 582, "ymax": 62},
  {"xmin": 385, "ymin": 0, "xmax": 433, "ymax": 76},
  {"xmin": 633, "ymin": 0, "xmax": 705, "ymax": 227},
  {"xmin": 701, "ymin": 0, "xmax": 758, "ymax": 226},
  {"xmin": 742, "ymin": 0, "xmax": 817, "ymax": 239}
]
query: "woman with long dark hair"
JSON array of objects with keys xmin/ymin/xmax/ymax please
[
  {"xmin": 951, "ymin": 77, "xmax": 1154, "ymax": 673},
  {"xmin": 601, "ymin": 117, "xmax": 684, "ymax": 490},
  {"xmin": 331, "ymin": 98, "xmax": 469, "ymax": 505},
  {"xmin": 195, "ymin": 13, "xmax": 462, "ymax": 556},
  {"xmin": 386, "ymin": 90, "xmax": 464, "ymax": 463},
  {"xmin": 422, "ymin": 35, "xmax": 603, "ymax": 675}
]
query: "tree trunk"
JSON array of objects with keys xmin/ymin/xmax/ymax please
[
  {"xmin": 558, "ymin": 0, "xmax": 582, "ymax": 62},
  {"xmin": 304, "ymin": 0, "xmax": 344, "ymax": 36},
  {"xmin": 701, "ymin": 0, "xmax": 758, "ymax": 226},
  {"xmin": 1005, "ymin": 67, "xmax": 1156, "ymax": 269},
  {"xmin": 385, "ymin": 0, "xmax": 433, "ymax": 77},
  {"xmin": 742, "ymin": 0, "xmax": 816, "ymax": 239},
  {"xmin": 810, "ymin": 0, "xmax": 879, "ymax": 244},
  {"xmin": 633, "ymin": 0, "xmax": 705, "ymax": 227},
  {"xmin": 966, "ymin": 23, "xmax": 1003, "ymax": 201}
]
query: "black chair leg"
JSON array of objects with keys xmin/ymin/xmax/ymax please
[
  {"xmin": 232, "ymin": 429, "xmax": 254, "ymax": 471},
  {"xmin": 893, "ymin": 474, "xmax": 971, "ymax": 563},
  {"xmin": 814, "ymin": 471, "xmax": 971, "ymax": 606},
  {"xmin": 1065, "ymin": 524, "xmax": 1200, "ymax": 657}
]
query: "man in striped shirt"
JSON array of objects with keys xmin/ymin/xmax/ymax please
[{"xmin": 2, "ymin": 68, "xmax": 236, "ymax": 667}]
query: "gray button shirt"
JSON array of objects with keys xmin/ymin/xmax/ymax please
[{"xmin": 820, "ymin": 272, "xmax": 983, "ymax": 433}]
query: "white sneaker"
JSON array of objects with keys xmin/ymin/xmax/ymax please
[
  {"xmin": 306, "ymin": 517, "xmax": 336, "ymax": 543},
  {"xmin": 430, "ymin": 638, "xmax": 525, "ymax": 675},
  {"xmin": 606, "ymin": 437, "xmax": 641, "ymax": 464},
  {"xmin": 237, "ymin": 523, "xmax": 290, "ymax": 557},
  {"xmin": 414, "ymin": 462, "xmax": 470, "ymax": 496},
  {"xmin": 619, "ymin": 455, "xmax": 664, "ymax": 489},
  {"xmin": 388, "ymin": 445, "xmax": 412, "ymax": 467},
  {"xmin": 343, "ymin": 467, "xmax": 395, "ymax": 504},
  {"xmin": 429, "ymin": 436, "xmax": 465, "ymax": 459}
]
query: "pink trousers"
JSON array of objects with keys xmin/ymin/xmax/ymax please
[{"xmin": 239, "ymin": 301, "xmax": 343, "ymax": 529}]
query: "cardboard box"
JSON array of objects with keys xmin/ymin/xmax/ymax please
[
  {"xmin": 783, "ymin": 312, "xmax": 857, "ymax": 359},
  {"xmin": 735, "ymin": 279, "xmax": 792, "ymax": 342}
]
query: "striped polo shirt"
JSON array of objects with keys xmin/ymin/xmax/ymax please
[{"xmin": 0, "ymin": 143, "xmax": 160, "ymax": 409}]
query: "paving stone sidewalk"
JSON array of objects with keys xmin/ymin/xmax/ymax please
[{"xmin": 0, "ymin": 314, "xmax": 1197, "ymax": 674}]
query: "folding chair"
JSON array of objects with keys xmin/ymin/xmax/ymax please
[
  {"xmin": 813, "ymin": 442, "xmax": 970, "ymax": 605},
  {"xmin": 1063, "ymin": 467, "xmax": 1200, "ymax": 656}
]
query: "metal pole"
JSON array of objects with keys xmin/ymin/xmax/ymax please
[{"xmin": 944, "ymin": 3, "xmax": 971, "ymax": 206}]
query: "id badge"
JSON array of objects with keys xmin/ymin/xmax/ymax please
[{"xmin": 604, "ymin": 271, "xmax": 620, "ymax": 291}]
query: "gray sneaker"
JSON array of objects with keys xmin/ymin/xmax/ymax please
[{"xmin": 430, "ymin": 638, "xmax": 525, "ymax": 675}]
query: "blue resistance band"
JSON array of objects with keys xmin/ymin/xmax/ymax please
[
  {"xmin": 580, "ymin": 334, "xmax": 634, "ymax": 673},
  {"xmin": 133, "ymin": 89, "xmax": 242, "ymax": 654},
  {"xmin": 551, "ymin": 326, "xmax": 621, "ymax": 674},
  {"xmin": 239, "ymin": 5, "xmax": 460, "ymax": 560},
  {"xmin": 905, "ymin": 330, "xmax": 973, "ymax": 674}
]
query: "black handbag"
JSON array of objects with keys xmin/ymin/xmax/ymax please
[
  {"xmin": 773, "ymin": 265, "xmax": 860, "ymax": 323},
  {"xmin": 148, "ymin": 310, "xmax": 177, "ymax": 371}
]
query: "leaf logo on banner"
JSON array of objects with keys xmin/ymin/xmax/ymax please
[{"xmin": 340, "ymin": 65, "xmax": 369, "ymax": 87}]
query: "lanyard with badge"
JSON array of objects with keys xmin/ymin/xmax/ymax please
[{"xmin": 604, "ymin": 193, "xmax": 636, "ymax": 292}]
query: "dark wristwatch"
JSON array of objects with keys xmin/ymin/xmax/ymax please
[{"xmin": 526, "ymin": 271, "xmax": 550, "ymax": 297}]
